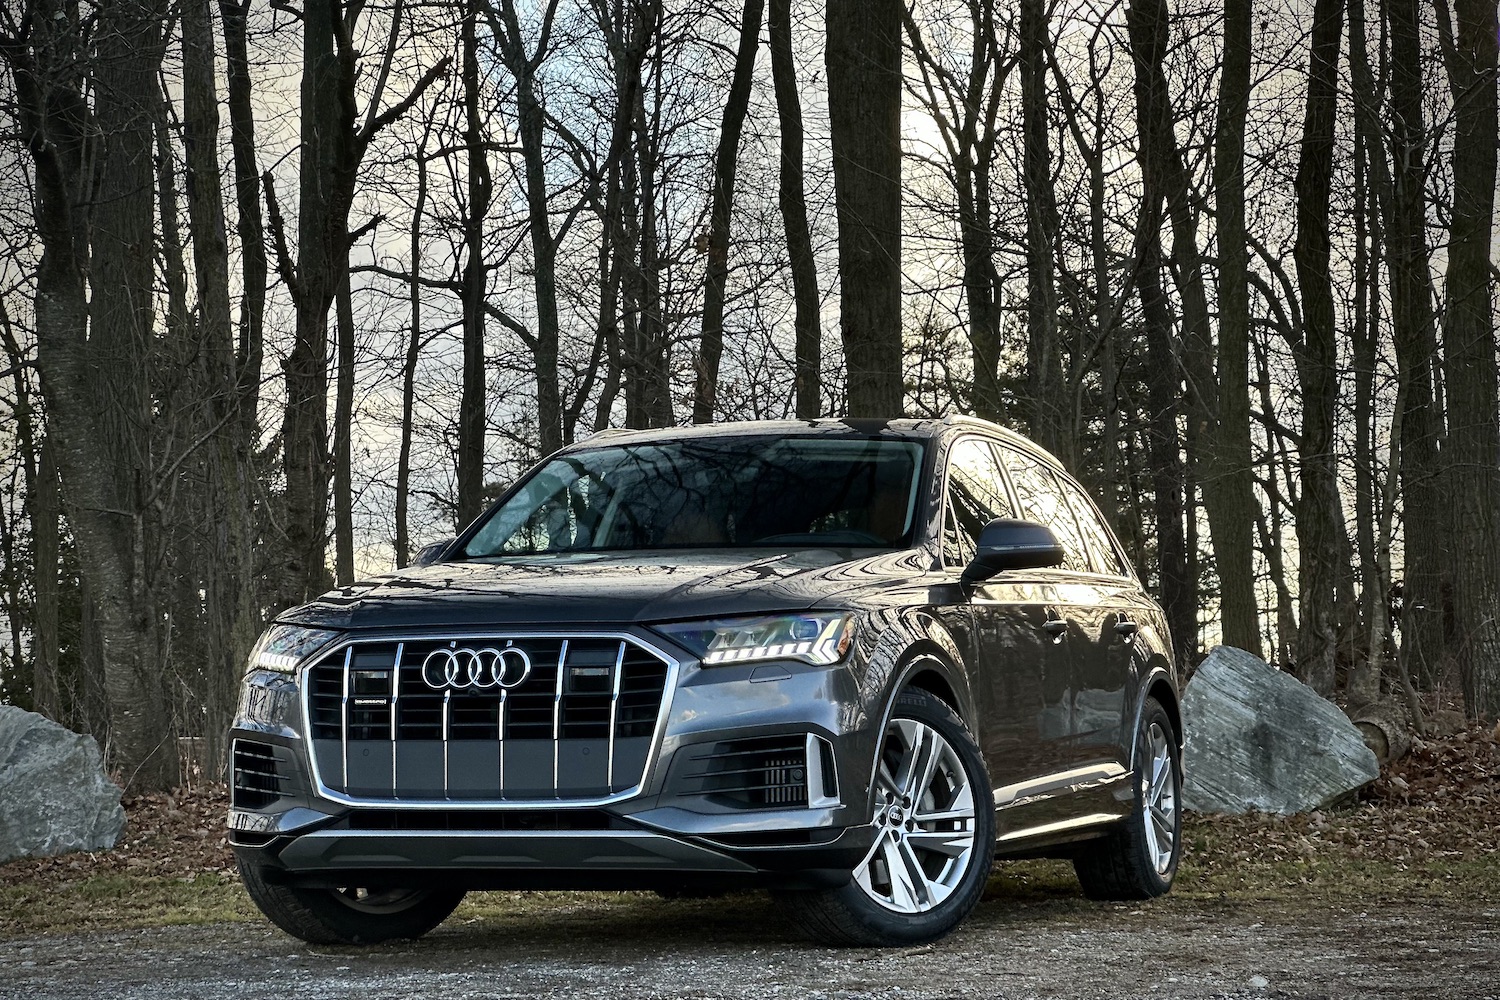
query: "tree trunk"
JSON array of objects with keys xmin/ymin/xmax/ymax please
[
  {"xmin": 826, "ymin": 0, "xmax": 904, "ymax": 416},
  {"xmin": 276, "ymin": 0, "xmax": 355, "ymax": 607},
  {"xmin": 4, "ymin": 0, "xmax": 180, "ymax": 790},
  {"xmin": 0, "ymin": 306, "xmax": 45, "ymax": 714},
  {"xmin": 694, "ymin": 0, "xmax": 763, "ymax": 424},
  {"xmin": 1291, "ymin": 0, "xmax": 1346, "ymax": 695},
  {"xmin": 1138, "ymin": 223, "xmax": 1195, "ymax": 666},
  {"xmin": 1020, "ymin": 0, "xmax": 1064, "ymax": 461},
  {"xmin": 219, "ymin": 0, "xmax": 266, "ymax": 434},
  {"xmin": 183, "ymin": 0, "xmax": 261, "ymax": 768},
  {"xmin": 333, "ymin": 272, "xmax": 356, "ymax": 584},
  {"xmin": 1383, "ymin": 0, "xmax": 1449, "ymax": 687},
  {"xmin": 396, "ymin": 140, "xmax": 428, "ymax": 569},
  {"xmin": 768, "ymin": 0, "xmax": 822, "ymax": 419},
  {"xmin": 1436, "ymin": 0, "xmax": 1500, "ymax": 721},
  {"xmin": 458, "ymin": 0, "xmax": 492, "ymax": 520}
]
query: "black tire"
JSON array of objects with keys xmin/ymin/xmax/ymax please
[
  {"xmin": 779, "ymin": 688, "xmax": 996, "ymax": 947},
  {"xmin": 1073, "ymin": 696, "xmax": 1182, "ymax": 900},
  {"xmin": 237, "ymin": 856, "xmax": 466, "ymax": 945}
]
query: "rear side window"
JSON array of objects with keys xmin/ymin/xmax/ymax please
[
  {"xmin": 942, "ymin": 438, "xmax": 1015, "ymax": 567},
  {"xmin": 1053, "ymin": 470, "xmax": 1131, "ymax": 578},
  {"xmin": 1000, "ymin": 450, "xmax": 1093, "ymax": 574}
]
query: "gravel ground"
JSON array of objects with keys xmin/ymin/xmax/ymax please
[{"xmin": 2, "ymin": 892, "xmax": 1496, "ymax": 1000}]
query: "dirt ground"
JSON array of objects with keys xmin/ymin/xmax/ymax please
[{"xmin": 1, "ymin": 889, "xmax": 1496, "ymax": 1000}]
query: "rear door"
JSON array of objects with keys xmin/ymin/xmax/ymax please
[{"xmin": 999, "ymin": 448, "xmax": 1141, "ymax": 771}]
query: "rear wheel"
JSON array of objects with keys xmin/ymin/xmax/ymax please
[
  {"xmin": 780, "ymin": 688, "xmax": 995, "ymax": 946},
  {"xmin": 237, "ymin": 856, "xmax": 466, "ymax": 945},
  {"xmin": 1073, "ymin": 696, "xmax": 1181, "ymax": 900}
]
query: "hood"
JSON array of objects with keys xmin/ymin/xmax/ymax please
[{"xmin": 280, "ymin": 549, "xmax": 916, "ymax": 632}]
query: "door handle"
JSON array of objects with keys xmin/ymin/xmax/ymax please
[
  {"xmin": 1042, "ymin": 619, "xmax": 1069, "ymax": 637},
  {"xmin": 1114, "ymin": 619, "xmax": 1140, "ymax": 637}
]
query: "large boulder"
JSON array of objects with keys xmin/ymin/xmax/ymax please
[
  {"xmin": 0, "ymin": 705, "xmax": 126, "ymax": 863},
  {"xmin": 1181, "ymin": 646, "xmax": 1380, "ymax": 814}
]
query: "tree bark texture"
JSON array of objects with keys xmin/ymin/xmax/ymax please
[
  {"xmin": 333, "ymin": 273, "xmax": 356, "ymax": 584},
  {"xmin": 277, "ymin": 0, "xmax": 356, "ymax": 608},
  {"xmin": 219, "ymin": 0, "xmax": 266, "ymax": 434},
  {"xmin": 826, "ymin": 0, "xmax": 904, "ymax": 417},
  {"xmin": 490, "ymin": 0, "xmax": 564, "ymax": 454},
  {"xmin": 3, "ymin": 0, "xmax": 180, "ymax": 791}
]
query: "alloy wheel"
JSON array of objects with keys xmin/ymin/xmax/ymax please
[
  {"xmin": 854, "ymin": 717, "xmax": 978, "ymax": 913},
  {"xmin": 1141, "ymin": 721, "xmax": 1178, "ymax": 875},
  {"xmin": 330, "ymin": 887, "xmax": 430, "ymax": 915}
]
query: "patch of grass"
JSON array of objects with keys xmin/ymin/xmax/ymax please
[{"xmin": 0, "ymin": 873, "xmax": 256, "ymax": 938}]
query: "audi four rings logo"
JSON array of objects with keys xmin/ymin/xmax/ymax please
[{"xmin": 421, "ymin": 645, "xmax": 533, "ymax": 690}]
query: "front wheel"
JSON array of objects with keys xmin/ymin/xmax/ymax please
[
  {"xmin": 1072, "ymin": 696, "xmax": 1182, "ymax": 900},
  {"xmin": 237, "ymin": 855, "xmax": 466, "ymax": 945},
  {"xmin": 780, "ymin": 688, "xmax": 996, "ymax": 947}
]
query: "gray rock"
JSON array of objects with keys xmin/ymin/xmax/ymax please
[
  {"xmin": 0, "ymin": 705, "xmax": 125, "ymax": 863},
  {"xmin": 1181, "ymin": 646, "xmax": 1379, "ymax": 814}
]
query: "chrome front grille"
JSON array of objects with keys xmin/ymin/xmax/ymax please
[{"xmin": 303, "ymin": 634, "xmax": 674, "ymax": 806}]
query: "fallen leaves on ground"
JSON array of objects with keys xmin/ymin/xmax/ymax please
[{"xmin": 1183, "ymin": 722, "xmax": 1500, "ymax": 889}]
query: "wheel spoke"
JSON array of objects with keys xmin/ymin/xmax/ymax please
[
  {"xmin": 882, "ymin": 837, "xmax": 923, "ymax": 911},
  {"xmin": 912, "ymin": 803, "xmax": 974, "ymax": 825},
  {"xmin": 899, "ymin": 726, "xmax": 938, "ymax": 801},
  {"xmin": 894, "ymin": 837, "xmax": 935, "ymax": 910},
  {"xmin": 906, "ymin": 829, "xmax": 973, "ymax": 858},
  {"xmin": 1142, "ymin": 801, "xmax": 1161, "ymax": 861}
]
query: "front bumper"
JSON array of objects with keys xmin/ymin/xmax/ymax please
[{"xmin": 229, "ymin": 632, "xmax": 883, "ymax": 889}]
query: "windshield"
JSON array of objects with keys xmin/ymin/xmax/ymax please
[{"xmin": 462, "ymin": 436, "xmax": 925, "ymax": 557}]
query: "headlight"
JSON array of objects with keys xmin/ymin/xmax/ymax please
[
  {"xmin": 657, "ymin": 613, "xmax": 854, "ymax": 667},
  {"xmin": 247, "ymin": 624, "xmax": 340, "ymax": 674}
]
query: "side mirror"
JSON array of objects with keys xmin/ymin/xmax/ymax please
[
  {"xmin": 963, "ymin": 518, "xmax": 1065, "ymax": 583},
  {"xmin": 412, "ymin": 537, "xmax": 455, "ymax": 567}
]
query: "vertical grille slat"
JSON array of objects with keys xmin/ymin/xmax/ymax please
[{"xmin": 306, "ymin": 634, "xmax": 672, "ymax": 805}]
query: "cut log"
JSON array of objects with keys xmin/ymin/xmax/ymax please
[{"xmin": 1349, "ymin": 699, "xmax": 1413, "ymax": 763}]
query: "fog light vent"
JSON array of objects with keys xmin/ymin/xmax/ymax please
[
  {"xmin": 676, "ymin": 735, "xmax": 822, "ymax": 809},
  {"xmin": 231, "ymin": 739, "xmax": 286, "ymax": 810}
]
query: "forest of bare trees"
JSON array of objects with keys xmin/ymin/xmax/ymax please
[{"xmin": 1, "ymin": 0, "xmax": 1498, "ymax": 793}]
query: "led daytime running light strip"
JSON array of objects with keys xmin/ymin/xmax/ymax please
[
  {"xmin": 704, "ymin": 640, "xmax": 822, "ymax": 664},
  {"xmin": 255, "ymin": 650, "xmax": 307, "ymax": 671}
]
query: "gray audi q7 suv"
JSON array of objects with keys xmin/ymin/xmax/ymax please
[{"xmin": 229, "ymin": 417, "xmax": 1181, "ymax": 946}]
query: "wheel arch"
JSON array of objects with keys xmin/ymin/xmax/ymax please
[{"xmin": 1129, "ymin": 666, "xmax": 1182, "ymax": 773}]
